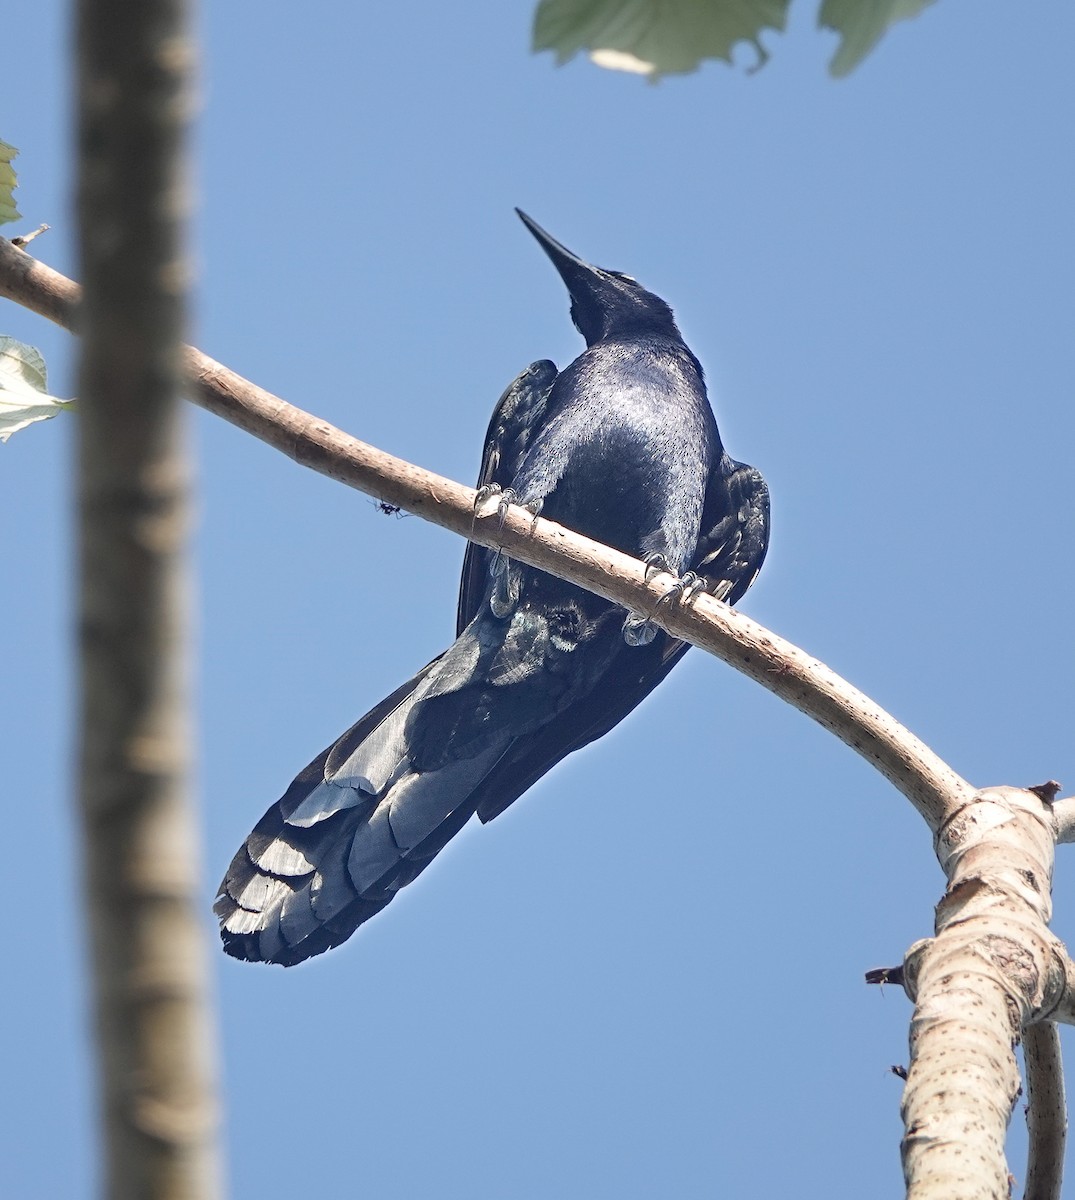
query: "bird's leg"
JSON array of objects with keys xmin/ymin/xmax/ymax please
[
  {"xmin": 471, "ymin": 483, "xmax": 500, "ymax": 541},
  {"xmin": 489, "ymin": 553, "xmax": 521, "ymax": 617},
  {"xmin": 472, "ymin": 485, "xmax": 517, "ymax": 576},
  {"xmin": 490, "ymin": 496, "xmax": 542, "ymax": 578},
  {"xmin": 623, "ymin": 554, "xmax": 671, "ymax": 645},
  {"xmin": 474, "ymin": 487, "xmax": 542, "ymax": 617}
]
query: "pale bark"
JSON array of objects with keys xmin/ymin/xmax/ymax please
[
  {"xmin": 75, "ymin": 0, "xmax": 221, "ymax": 1193},
  {"xmin": 1050, "ymin": 797, "xmax": 1075, "ymax": 844},
  {"xmin": 0, "ymin": 235, "xmax": 1070, "ymax": 1198},
  {"xmin": 898, "ymin": 787, "xmax": 1069, "ymax": 1199},
  {"xmin": 1024, "ymin": 1021, "xmax": 1067, "ymax": 1200}
]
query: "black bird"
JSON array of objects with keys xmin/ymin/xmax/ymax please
[{"xmin": 216, "ymin": 211, "xmax": 770, "ymax": 965}]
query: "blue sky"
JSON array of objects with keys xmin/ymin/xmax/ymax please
[{"xmin": 3, "ymin": 1, "xmax": 1074, "ymax": 1196}]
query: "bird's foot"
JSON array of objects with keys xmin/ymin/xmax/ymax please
[
  {"xmin": 520, "ymin": 496, "xmax": 543, "ymax": 531},
  {"xmin": 474, "ymin": 483, "xmax": 515, "ymax": 531},
  {"xmin": 473, "ymin": 484, "xmax": 542, "ymax": 532},
  {"xmin": 643, "ymin": 552, "xmax": 672, "ymax": 581},
  {"xmin": 655, "ymin": 571, "xmax": 709, "ymax": 609},
  {"xmin": 643, "ymin": 555, "xmax": 708, "ymax": 602},
  {"xmin": 622, "ymin": 612, "xmax": 658, "ymax": 647},
  {"xmin": 622, "ymin": 568, "xmax": 711, "ymax": 647}
]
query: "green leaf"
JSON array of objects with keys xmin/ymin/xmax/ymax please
[
  {"xmin": 0, "ymin": 140, "xmax": 22, "ymax": 225},
  {"xmin": 533, "ymin": 0, "xmax": 790, "ymax": 80},
  {"xmin": 819, "ymin": 0, "xmax": 937, "ymax": 78},
  {"xmin": 0, "ymin": 336, "xmax": 73, "ymax": 442}
]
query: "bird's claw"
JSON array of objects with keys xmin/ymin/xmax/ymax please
[
  {"xmin": 473, "ymin": 483, "xmax": 503, "ymax": 511},
  {"xmin": 475, "ymin": 485, "xmax": 541, "ymax": 619},
  {"xmin": 521, "ymin": 497, "xmax": 543, "ymax": 531},
  {"xmin": 472, "ymin": 484, "xmax": 500, "ymax": 539},
  {"xmin": 643, "ymin": 552, "xmax": 672, "ymax": 581},
  {"xmin": 643, "ymin": 556, "xmax": 707, "ymax": 604},
  {"xmin": 654, "ymin": 571, "xmax": 709, "ymax": 609},
  {"xmin": 473, "ymin": 484, "xmax": 542, "ymax": 532},
  {"xmin": 473, "ymin": 483, "xmax": 517, "ymax": 530},
  {"xmin": 623, "ymin": 570, "xmax": 711, "ymax": 647},
  {"xmin": 496, "ymin": 489, "xmax": 518, "ymax": 529}
]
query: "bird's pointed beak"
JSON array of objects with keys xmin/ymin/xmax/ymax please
[{"xmin": 515, "ymin": 209, "xmax": 609, "ymax": 301}]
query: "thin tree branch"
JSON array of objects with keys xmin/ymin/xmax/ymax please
[
  {"xmin": 0, "ymin": 237, "xmax": 974, "ymax": 831},
  {"xmin": 1024, "ymin": 1021, "xmax": 1067, "ymax": 1200},
  {"xmin": 75, "ymin": 0, "xmax": 222, "ymax": 1194},
  {"xmin": 1050, "ymin": 797, "xmax": 1075, "ymax": 844},
  {"xmin": 0, "ymin": 233, "xmax": 79, "ymax": 325}
]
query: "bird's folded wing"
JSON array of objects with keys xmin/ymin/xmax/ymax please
[
  {"xmin": 457, "ymin": 359, "xmax": 558, "ymax": 633},
  {"xmin": 694, "ymin": 459, "xmax": 770, "ymax": 605}
]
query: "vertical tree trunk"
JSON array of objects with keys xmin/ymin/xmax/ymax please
[{"xmin": 76, "ymin": 0, "xmax": 222, "ymax": 1195}]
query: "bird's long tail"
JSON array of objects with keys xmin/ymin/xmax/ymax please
[
  {"xmin": 216, "ymin": 577, "xmax": 649, "ymax": 965},
  {"xmin": 215, "ymin": 633, "xmax": 513, "ymax": 965}
]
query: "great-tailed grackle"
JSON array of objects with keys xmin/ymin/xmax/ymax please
[{"xmin": 215, "ymin": 211, "xmax": 770, "ymax": 965}]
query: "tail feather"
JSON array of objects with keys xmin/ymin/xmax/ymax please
[
  {"xmin": 217, "ymin": 800, "xmax": 399, "ymax": 965},
  {"xmin": 214, "ymin": 649, "xmax": 512, "ymax": 966}
]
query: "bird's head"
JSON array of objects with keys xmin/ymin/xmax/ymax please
[{"xmin": 516, "ymin": 209, "xmax": 680, "ymax": 347}]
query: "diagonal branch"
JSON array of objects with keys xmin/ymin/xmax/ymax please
[{"xmin": 0, "ymin": 235, "xmax": 972, "ymax": 830}]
